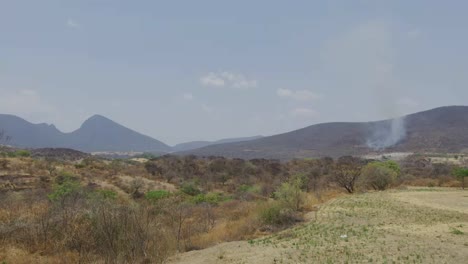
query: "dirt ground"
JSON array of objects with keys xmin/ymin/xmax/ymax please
[
  {"xmin": 391, "ymin": 187, "xmax": 468, "ymax": 214},
  {"xmin": 168, "ymin": 188, "xmax": 468, "ymax": 264}
]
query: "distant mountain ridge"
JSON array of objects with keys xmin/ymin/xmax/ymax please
[
  {"xmin": 182, "ymin": 106, "xmax": 468, "ymax": 159},
  {"xmin": 172, "ymin": 136, "xmax": 263, "ymax": 152},
  {"xmin": 2, "ymin": 106, "xmax": 468, "ymax": 158},
  {"xmin": 0, "ymin": 114, "xmax": 171, "ymax": 153},
  {"xmin": 0, "ymin": 114, "xmax": 263, "ymax": 153}
]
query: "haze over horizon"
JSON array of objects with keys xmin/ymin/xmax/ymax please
[{"xmin": 2, "ymin": 1, "xmax": 468, "ymax": 145}]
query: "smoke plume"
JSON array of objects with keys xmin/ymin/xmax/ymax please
[{"xmin": 366, "ymin": 117, "xmax": 406, "ymax": 150}]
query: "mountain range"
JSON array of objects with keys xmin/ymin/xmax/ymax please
[
  {"xmin": 1, "ymin": 106, "xmax": 468, "ymax": 158},
  {"xmin": 0, "ymin": 114, "xmax": 261, "ymax": 153},
  {"xmin": 172, "ymin": 136, "xmax": 263, "ymax": 152},
  {"xmin": 182, "ymin": 106, "xmax": 468, "ymax": 159},
  {"xmin": 0, "ymin": 114, "xmax": 171, "ymax": 153}
]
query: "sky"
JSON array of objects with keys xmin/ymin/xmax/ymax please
[{"xmin": 1, "ymin": 0, "xmax": 468, "ymax": 145}]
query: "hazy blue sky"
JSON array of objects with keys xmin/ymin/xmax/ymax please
[{"xmin": 1, "ymin": 0, "xmax": 468, "ymax": 145}]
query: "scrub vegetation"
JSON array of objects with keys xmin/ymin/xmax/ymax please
[{"xmin": 0, "ymin": 149, "xmax": 466, "ymax": 263}]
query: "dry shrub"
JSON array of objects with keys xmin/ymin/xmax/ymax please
[
  {"xmin": 441, "ymin": 180, "xmax": 461, "ymax": 188},
  {"xmin": 259, "ymin": 182, "xmax": 276, "ymax": 197},
  {"xmin": 218, "ymin": 200, "xmax": 252, "ymax": 221},
  {"xmin": 89, "ymin": 201, "xmax": 175, "ymax": 263},
  {"xmin": 301, "ymin": 192, "xmax": 321, "ymax": 211},
  {"xmin": 223, "ymin": 209, "xmax": 259, "ymax": 240},
  {"xmin": 0, "ymin": 245, "xmax": 78, "ymax": 264},
  {"xmin": 0, "ymin": 192, "xmax": 55, "ymax": 254},
  {"xmin": 0, "ymin": 187, "xmax": 176, "ymax": 264},
  {"xmin": 258, "ymin": 201, "xmax": 298, "ymax": 228},
  {"xmin": 189, "ymin": 189, "xmax": 342, "ymax": 251},
  {"xmin": 436, "ymin": 175, "xmax": 452, "ymax": 186},
  {"xmin": 189, "ymin": 203, "xmax": 260, "ymax": 249},
  {"xmin": 403, "ymin": 178, "xmax": 439, "ymax": 187},
  {"xmin": 0, "ymin": 158, "xmax": 9, "ymax": 169},
  {"xmin": 2, "ymin": 155, "xmax": 378, "ymax": 262}
]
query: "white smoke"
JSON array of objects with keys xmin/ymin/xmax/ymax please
[
  {"xmin": 366, "ymin": 117, "xmax": 406, "ymax": 150},
  {"xmin": 319, "ymin": 21, "xmax": 410, "ymax": 150}
]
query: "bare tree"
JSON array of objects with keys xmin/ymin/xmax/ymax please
[
  {"xmin": 330, "ymin": 156, "xmax": 364, "ymax": 193},
  {"xmin": 163, "ymin": 197, "xmax": 193, "ymax": 251},
  {"xmin": 130, "ymin": 177, "xmax": 145, "ymax": 198}
]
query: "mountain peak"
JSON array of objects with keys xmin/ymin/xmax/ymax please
[
  {"xmin": 0, "ymin": 113, "xmax": 171, "ymax": 152},
  {"xmin": 80, "ymin": 114, "xmax": 117, "ymax": 128},
  {"xmin": 85, "ymin": 114, "xmax": 112, "ymax": 122},
  {"xmin": 73, "ymin": 114, "xmax": 171, "ymax": 152}
]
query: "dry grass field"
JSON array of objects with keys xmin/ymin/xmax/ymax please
[{"xmin": 168, "ymin": 188, "xmax": 468, "ymax": 264}]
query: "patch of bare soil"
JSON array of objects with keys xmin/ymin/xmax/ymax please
[{"xmin": 167, "ymin": 241, "xmax": 288, "ymax": 264}]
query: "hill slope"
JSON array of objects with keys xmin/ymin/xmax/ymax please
[
  {"xmin": 0, "ymin": 114, "xmax": 171, "ymax": 153},
  {"xmin": 183, "ymin": 106, "xmax": 468, "ymax": 159},
  {"xmin": 172, "ymin": 136, "xmax": 263, "ymax": 152}
]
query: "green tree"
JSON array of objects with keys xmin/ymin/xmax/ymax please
[
  {"xmin": 274, "ymin": 175, "xmax": 306, "ymax": 211},
  {"xmin": 48, "ymin": 173, "xmax": 81, "ymax": 202},
  {"xmin": 259, "ymin": 202, "xmax": 294, "ymax": 226},
  {"xmin": 8, "ymin": 149, "xmax": 31, "ymax": 157},
  {"xmin": 180, "ymin": 182, "xmax": 201, "ymax": 196},
  {"xmin": 47, "ymin": 172, "xmax": 85, "ymax": 231},
  {"xmin": 380, "ymin": 160, "xmax": 401, "ymax": 175},
  {"xmin": 145, "ymin": 190, "xmax": 171, "ymax": 202},
  {"xmin": 360, "ymin": 161, "xmax": 400, "ymax": 191},
  {"xmin": 453, "ymin": 168, "xmax": 468, "ymax": 189},
  {"xmin": 95, "ymin": 189, "xmax": 118, "ymax": 200}
]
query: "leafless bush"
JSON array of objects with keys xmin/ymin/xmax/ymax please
[
  {"xmin": 329, "ymin": 156, "xmax": 364, "ymax": 193},
  {"xmin": 90, "ymin": 201, "xmax": 174, "ymax": 263},
  {"xmin": 0, "ymin": 158, "xmax": 9, "ymax": 169}
]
